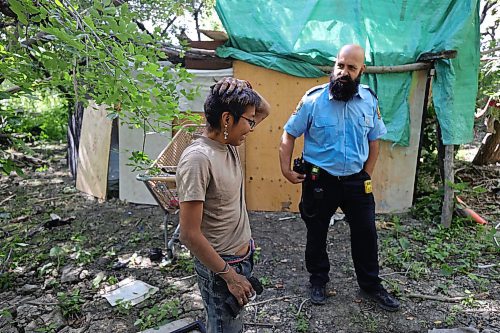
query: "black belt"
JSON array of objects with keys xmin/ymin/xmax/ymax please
[
  {"xmin": 333, "ymin": 170, "xmax": 366, "ymax": 181},
  {"xmin": 304, "ymin": 161, "xmax": 365, "ymax": 181}
]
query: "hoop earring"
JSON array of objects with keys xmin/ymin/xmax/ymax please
[{"xmin": 223, "ymin": 124, "xmax": 228, "ymax": 140}]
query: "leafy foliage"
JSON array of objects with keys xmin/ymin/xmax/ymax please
[
  {"xmin": 57, "ymin": 289, "xmax": 84, "ymax": 319},
  {"xmin": 478, "ymin": 1, "xmax": 499, "ymax": 118},
  {"xmin": 0, "ymin": 0, "xmax": 215, "ymax": 173},
  {"xmin": 381, "ymin": 211, "xmax": 498, "ymax": 280},
  {"xmin": 2, "ymin": 0, "xmax": 198, "ymax": 124},
  {"xmin": 0, "ymin": 91, "xmax": 67, "ymax": 141},
  {"xmin": 134, "ymin": 300, "xmax": 180, "ymax": 330}
]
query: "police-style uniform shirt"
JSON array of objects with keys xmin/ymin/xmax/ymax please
[{"xmin": 284, "ymin": 83, "xmax": 387, "ymax": 177}]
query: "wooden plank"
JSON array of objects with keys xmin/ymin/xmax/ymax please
[
  {"xmin": 234, "ymin": 61, "xmax": 327, "ymax": 212},
  {"xmin": 235, "ymin": 61, "xmax": 428, "ymax": 213},
  {"xmin": 372, "ymin": 70, "xmax": 428, "ymax": 213},
  {"xmin": 138, "ymin": 318, "xmax": 202, "ymax": 333},
  {"xmin": 76, "ymin": 102, "xmax": 112, "ymax": 199},
  {"xmin": 441, "ymin": 145, "xmax": 455, "ymax": 227}
]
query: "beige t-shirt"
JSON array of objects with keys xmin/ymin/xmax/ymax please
[{"xmin": 176, "ymin": 136, "xmax": 251, "ymax": 255}]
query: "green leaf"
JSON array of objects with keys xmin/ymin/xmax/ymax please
[
  {"xmin": 440, "ymin": 264, "xmax": 454, "ymax": 276},
  {"xmin": 8, "ymin": 0, "xmax": 28, "ymax": 25},
  {"xmin": 41, "ymin": 27, "xmax": 85, "ymax": 51},
  {"xmin": 398, "ymin": 237, "xmax": 410, "ymax": 250},
  {"xmin": 49, "ymin": 246, "xmax": 63, "ymax": 257},
  {"xmin": 128, "ymin": 43, "xmax": 135, "ymax": 54}
]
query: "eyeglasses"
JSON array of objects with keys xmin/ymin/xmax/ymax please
[{"xmin": 240, "ymin": 115, "xmax": 256, "ymax": 129}]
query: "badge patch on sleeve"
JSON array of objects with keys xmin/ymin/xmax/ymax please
[
  {"xmin": 376, "ymin": 106, "xmax": 382, "ymax": 119},
  {"xmin": 293, "ymin": 99, "xmax": 304, "ymax": 115}
]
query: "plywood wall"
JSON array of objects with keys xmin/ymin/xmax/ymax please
[
  {"xmin": 234, "ymin": 61, "xmax": 427, "ymax": 213},
  {"xmin": 234, "ymin": 61, "xmax": 328, "ymax": 212},
  {"xmin": 372, "ymin": 70, "xmax": 427, "ymax": 212},
  {"xmin": 76, "ymin": 102, "xmax": 112, "ymax": 200}
]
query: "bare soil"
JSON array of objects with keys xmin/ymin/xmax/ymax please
[{"xmin": 0, "ymin": 144, "xmax": 498, "ymax": 333}]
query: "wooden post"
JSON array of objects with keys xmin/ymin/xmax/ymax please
[{"xmin": 441, "ymin": 145, "xmax": 454, "ymax": 227}]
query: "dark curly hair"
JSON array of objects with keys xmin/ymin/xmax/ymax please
[{"xmin": 204, "ymin": 87, "xmax": 261, "ymax": 131}]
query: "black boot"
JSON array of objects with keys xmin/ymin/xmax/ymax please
[
  {"xmin": 360, "ymin": 288, "xmax": 400, "ymax": 312},
  {"xmin": 310, "ymin": 284, "xmax": 327, "ymax": 305}
]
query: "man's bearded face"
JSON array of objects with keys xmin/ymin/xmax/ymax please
[{"xmin": 329, "ymin": 72, "xmax": 362, "ymax": 102}]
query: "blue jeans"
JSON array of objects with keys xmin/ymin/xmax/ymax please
[{"xmin": 194, "ymin": 252, "xmax": 254, "ymax": 333}]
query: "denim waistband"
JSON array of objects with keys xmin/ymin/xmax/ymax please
[{"xmin": 221, "ymin": 239, "xmax": 255, "ymax": 265}]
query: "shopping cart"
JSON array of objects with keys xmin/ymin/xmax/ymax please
[{"xmin": 136, "ymin": 124, "xmax": 205, "ymax": 260}]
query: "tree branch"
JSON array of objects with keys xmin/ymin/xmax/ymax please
[
  {"xmin": 318, "ymin": 62, "xmax": 431, "ymax": 74},
  {"xmin": 20, "ymin": 32, "xmax": 55, "ymax": 48},
  {"xmin": 4, "ymin": 85, "xmax": 22, "ymax": 95},
  {"xmin": 0, "ymin": 0, "xmax": 16, "ymax": 18},
  {"xmin": 407, "ymin": 292, "xmax": 489, "ymax": 303},
  {"xmin": 479, "ymin": 1, "xmax": 496, "ymax": 25},
  {"xmin": 161, "ymin": 17, "xmax": 178, "ymax": 36},
  {"xmin": 134, "ymin": 19, "xmax": 153, "ymax": 37},
  {"xmin": 481, "ymin": 46, "xmax": 500, "ymax": 56},
  {"xmin": 1, "ymin": 77, "xmax": 53, "ymax": 96}
]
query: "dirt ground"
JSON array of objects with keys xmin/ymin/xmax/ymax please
[{"xmin": 0, "ymin": 145, "xmax": 499, "ymax": 333}]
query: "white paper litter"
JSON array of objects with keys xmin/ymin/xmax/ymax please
[{"xmin": 101, "ymin": 277, "xmax": 158, "ymax": 306}]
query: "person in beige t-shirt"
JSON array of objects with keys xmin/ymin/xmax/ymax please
[{"xmin": 176, "ymin": 77, "xmax": 270, "ymax": 333}]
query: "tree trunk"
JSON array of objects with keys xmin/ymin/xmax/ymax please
[
  {"xmin": 437, "ymin": 122, "xmax": 445, "ymax": 181},
  {"xmin": 472, "ymin": 119, "xmax": 500, "ymax": 165},
  {"xmin": 441, "ymin": 145, "xmax": 454, "ymax": 228},
  {"xmin": 67, "ymin": 101, "xmax": 84, "ymax": 180}
]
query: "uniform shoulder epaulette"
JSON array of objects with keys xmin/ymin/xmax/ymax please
[
  {"xmin": 306, "ymin": 83, "xmax": 328, "ymax": 96},
  {"xmin": 360, "ymin": 84, "xmax": 378, "ymax": 100}
]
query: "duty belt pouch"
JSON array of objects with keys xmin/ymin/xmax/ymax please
[
  {"xmin": 313, "ymin": 187, "xmax": 324, "ymax": 199},
  {"xmin": 299, "ymin": 181, "xmax": 323, "ymax": 219}
]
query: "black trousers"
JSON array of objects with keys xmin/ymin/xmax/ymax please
[{"xmin": 299, "ymin": 168, "xmax": 382, "ymax": 292}]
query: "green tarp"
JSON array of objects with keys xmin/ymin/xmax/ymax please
[{"xmin": 215, "ymin": 0, "xmax": 480, "ymax": 146}]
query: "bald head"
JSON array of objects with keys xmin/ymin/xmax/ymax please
[
  {"xmin": 333, "ymin": 44, "xmax": 366, "ymax": 81},
  {"xmin": 337, "ymin": 44, "xmax": 365, "ymax": 64}
]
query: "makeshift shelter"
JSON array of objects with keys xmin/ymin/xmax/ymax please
[
  {"xmin": 71, "ymin": 64, "xmax": 233, "ymax": 204},
  {"xmin": 72, "ymin": 0, "xmax": 480, "ymax": 226},
  {"xmin": 212, "ymin": 0, "xmax": 480, "ymax": 223}
]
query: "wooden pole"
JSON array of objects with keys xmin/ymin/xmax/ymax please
[
  {"xmin": 441, "ymin": 145, "xmax": 454, "ymax": 227},
  {"xmin": 318, "ymin": 62, "xmax": 431, "ymax": 74}
]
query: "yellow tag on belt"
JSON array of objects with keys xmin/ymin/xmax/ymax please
[{"xmin": 364, "ymin": 180, "xmax": 372, "ymax": 194}]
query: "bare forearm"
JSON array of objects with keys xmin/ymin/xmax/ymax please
[
  {"xmin": 254, "ymin": 90, "xmax": 271, "ymax": 126},
  {"xmin": 182, "ymin": 232, "xmax": 225, "ymax": 273},
  {"xmin": 279, "ymin": 131, "xmax": 305, "ymax": 184},
  {"xmin": 279, "ymin": 132, "xmax": 294, "ymax": 175},
  {"xmin": 179, "ymin": 200, "xmax": 253, "ymax": 305},
  {"xmin": 364, "ymin": 140, "xmax": 380, "ymax": 176}
]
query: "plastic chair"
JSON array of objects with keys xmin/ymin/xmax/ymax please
[{"xmin": 137, "ymin": 124, "xmax": 205, "ymax": 259}]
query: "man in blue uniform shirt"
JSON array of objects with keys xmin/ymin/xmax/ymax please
[{"xmin": 279, "ymin": 44, "xmax": 400, "ymax": 311}]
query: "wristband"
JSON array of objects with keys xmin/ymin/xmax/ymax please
[{"xmin": 215, "ymin": 262, "xmax": 230, "ymax": 276}]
